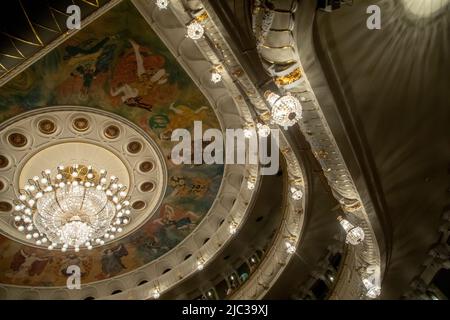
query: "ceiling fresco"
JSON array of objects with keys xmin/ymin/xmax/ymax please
[{"xmin": 0, "ymin": 1, "xmax": 224, "ymax": 287}]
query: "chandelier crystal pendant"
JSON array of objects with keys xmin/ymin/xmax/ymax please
[
  {"xmin": 265, "ymin": 91, "xmax": 303, "ymax": 128},
  {"xmin": 337, "ymin": 216, "xmax": 365, "ymax": 245},
  {"xmin": 13, "ymin": 165, "xmax": 131, "ymax": 252}
]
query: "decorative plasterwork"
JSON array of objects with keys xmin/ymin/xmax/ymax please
[
  {"xmin": 0, "ymin": 107, "xmax": 167, "ymax": 248},
  {"xmin": 0, "ymin": 0, "xmax": 262, "ymax": 299},
  {"xmin": 0, "ymin": 0, "xmax": 121, "ymax": 87},
  {"xmin": 252, "ymin": 0, "xmax": 382, "ymax": 299},
  {"xmin": 0, "ymin": 0, "xmax": 309, "ymax": 299}
]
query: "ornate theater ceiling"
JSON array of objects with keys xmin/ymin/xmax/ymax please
[
  {"xmin": 0, "ymin": 0, "xmax": 115, "ymax": 86},
  {"xmin": 0, "ymin": 1, "xmax": 225, "ymax": 287}
]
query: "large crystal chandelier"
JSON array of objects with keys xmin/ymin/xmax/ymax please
[
  {"xmin": 13, "ymin": 165, "xmax": 131, "ymax": 252},
  {"xmin": 338, "ymin": 216, "xmax": 365, "ymax": 245},
  {"xmin": 265, "ymin": 91, "xmax": 302, "ymax": 128}
]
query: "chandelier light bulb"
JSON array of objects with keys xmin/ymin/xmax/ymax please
[
  {"xmin": 186, "ymin": 20, "xmax": 204, "ymax": 40},
  {"xmin": 338, "ymin": 216, "xmax": 365, "ymax": 245},
  {"xmin": 155, "ymin": 0, "xmax": 169, "ymax": 10},
  {"xmin": 12, "ymin": 165, "xmax": 132, "ymax": 251},
  {"xmin": 265, "ymin": 91, "xmax": 303, "ymax": 128},
  {"xmin": 197, "ymin": 260, "xmax": 204, "ymax": 271},
  {"xmin": 152, "ymin": 290, "xmax": 161, "ymax": 299}
]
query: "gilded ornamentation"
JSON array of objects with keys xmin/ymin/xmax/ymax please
[
  {"xmin": 72, "ymin": 117, "xmax": 90, "ymax": 132},
  {"xmin": 38, "ymin": 119, "xmax": 57, "ymax": 134},
  {"xmin": 7, "ymin": 133, "xmax": 27, "ymax": 147},
  {"xmin": 0, "ymin": 155, "xmax": 9, "ymax": 168},
  {"xmin": 104, "ymin": 125, "xmax": 121, "ymax": 139},
  {"xmin": 132, "ymin": 201, "xmax": 146, "ymax": 210},
  {"xmin": 140, "ymin": 182, "xmax": 155, "ymax": 192},
  {"xmin": 275, "ymin": 68, "xmax": 302, "ymax": 86},
  {"xmin": 127, "ymin": 141, "xmax": 143, "ymax": 154},
  {"xmin": 0, "ymin": 201, "xmax": 12, "ymax": 212},
  {"xmin": 139, "ymin": 161, "xmax": 154, "ymax": 172},
  {"xmin": 195, "ymin": 12, "xmax": 209, "ymax": 23}
]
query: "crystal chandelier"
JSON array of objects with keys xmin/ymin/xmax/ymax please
[
  {"xmin": 265, "ymin": 91, "xmax": 302, "ymax": 128},
  {"xmin": 13, "ymin": 165, "xmax": 131, "ymax": 252},
  {"xmin": 363, "ymin": 277, "xmax": 381, "ymax": 298},
  {"xmin": 256, "ymin": 123, "xmax": 271, "ymax": 137},
  {"xmin": 243, "ymin": 124, "xmax": 255, "ymax": 139},
  {"xmin": 285, "ymin": 241, "xmax": 296, "ymax": 254},
  {"xmin": 186, "ymin": 20, "xmax": 204, "ymax": 40},
  {"xmin": 155, "ymin": 0, "xmax": 169, "ymax": 9},
  {"xmin": 338, "ymin": 216, "xmax": 365, "ymax": 245},
  {"xmin": 211, "ymin": 72, "xmax": 222, "ymax": 83},
  {"xmin": 290, "ymin": 186, "xmax": 303, "ymax": 200}
]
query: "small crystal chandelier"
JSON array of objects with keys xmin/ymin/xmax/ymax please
[
  {"xmin": 337, "ymin": 216, "xmax": 365, "ymax": 245},
  {"xmin": 285, "ymin": 241, "xmax": 296, "ymax": 254},
  {"xmin": 210, "ymin": 65, "xmax": 224, "ymax": 83},
  {"xmin": 211, "ymin": 71, "xmax": 222, "ymax": 83},
  {"xmin": 290, "ymin": 186, "xmax": 303, "ymax": 200},
  {"xmin": 229, "ymin": 220, "xmax": 238, "ymax": 234},
  {"xmin": 197, "ymin": 259, "xmax": 205, "ymax": 271},
  {"xmin": 186, "ymin": 20, "xmax": 204, "ymax": 40},
  {"xmin": 152, "ymin": 289, "xmax": 161, "ymax": 299},
  {"xmin": 155, "ymin": 0, "xmax": 169, "ymax": 9},
  {"xmin": 13, "ymin": 165, "xmax": 131, "ymax": 252},
  {"xmin": 247, "ymin": 176, "xmax": 256, "ymax": 190},
  {"xmin": 243, "ymin": 123, "xmax": 255, "ymax": 139},
  {"xmin": 363, "ymin": 277, "xmax": 381, "ymax": 298},
  {"xmin": 256, "ymin": 123, "xmax": 271, "ymax": 137},
  {"xmin": 265, "ymin": 91, "xmax": 302, "ymax": 128}
]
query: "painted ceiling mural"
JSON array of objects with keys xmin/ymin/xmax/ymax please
[{"xmin": 0, "ymin": 1, "xmax": 224, "ymax": 286}]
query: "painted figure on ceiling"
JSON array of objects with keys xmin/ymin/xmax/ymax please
[
  {"xmin": 100, "ymin": 244, "xmax": 128, "ymax": 277},
  {"xmin": 9, "ymin": 249, "xmax": 51, "ymax": 277},
  {"xmin": 168, "ymin": 176, "xmax": 191, "ymax": 197},
  {"xmin": 159, "ymin": 103, "xmax": 210, "ymax": 141},
  {"xmin": 59, "ymin": 254, "xmax": 92, "ymax": 278},
  {"xmin": 110, "ymin": 39, "xmax": 171, "ymax": 111},
  {"xmin": 190, "ymin": 177, "xmax": 210, "ymax": 198},
  {"xmin": 66, "ymin": 36, "xmax": 117, "ymax": 99}
]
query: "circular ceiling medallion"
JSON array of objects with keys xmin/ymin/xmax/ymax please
[
  {"xmin": 38, "ymin": 119, "xmax": 57, "ymax": 134},
  {"xmin": 0, "ymin": 155, "xmax": 9, "ymax": 168},
  {"xmin": 139, "ymin": 161, "xmax": 154, "ymax": 172},
  {"xmin": 0, "ymin": 201, "xmax": 12, "ymax": 212},
  {"xmin": 127, "ymin": 141, "xmax": 143, "ymax": 154},
  {"xmin": 0, "ymin": 107, "xmax": 167, "ymax": 249},
  {"xmin": 72, "ymin": 117, "xmax": 90, "ymax": 132},
  {"xmin": 104, "ymin": 124, "xmax": 121, "ymax": 139},
  {"xmin": 8, "ymin": 133, "xmax": 27, "ymax": 148},
  {"xmin": 132, "ymin": 200, "xmax": 146, "ymax": 210}
]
